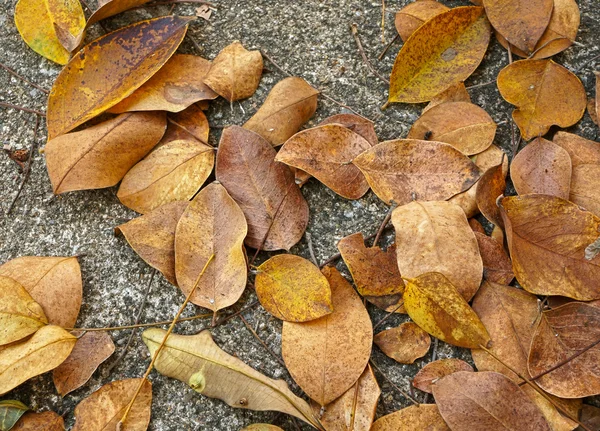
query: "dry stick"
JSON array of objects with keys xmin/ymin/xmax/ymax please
[
  {"xmin": 350, "ymin": 23, "xmax": 390, "ymax": 85},
  {"xmin": 372, "ymin": 202, "xmax": 397, "ymax": 247},
  {"xmin": 465, "ymin": 80, "xmax": 495, "ymax": 90},
  {"xmin": 0, "ymin": 62, "xmax": 49, "ymax": 94},
  {"xmin": 575, "ymin": 52, "xmax": 600, "ymax": 74},
  {"xmin": 305, "ymin": 232, "xmax": 320, "ymax": 267},
  {"xmin": 213, "ymin": 299, "xmax": 260, "ymax": 328},
  {"xmin": 118, "ymin": 254, "xmax": 215, "ymax": 429},
  {"xmin": 377, "ymin": 33, "xmax": 399, "ymax": 61},
  {"xmin": 369, "ymin": 360, "xmax": 421, "ymax": 405},
  {"xmin": 238, "ymin": 314, "xmax": 287, "ymax": 369},
  {"xmin": 0, "ymin": 102, "xmax": 45, "ymax": 116},
  {"xmin": 371, "ymin": 300, "xmax": 404, "ymax": 331},
  {"xmin": 71, "ymin": 312, "xmax": 214, "ymax": 332},
  {"xmin": 380, "ymin": 0, "xmax": 386, "ymax": 44},
  {"xmin": 319, "ymin": 225, "xmax": 394, "ymax": 268}
]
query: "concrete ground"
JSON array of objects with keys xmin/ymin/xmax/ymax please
[{"xmin": 1, "ymin": 0, "xmax": 599, "ymax": 429}]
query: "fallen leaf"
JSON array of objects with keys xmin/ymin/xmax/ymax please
[
  {"xmin": 241, "ymin": 426, "xmax": 283, "ymax": 431},
  {"xmin": 353, "ymin": 139, "xmax": 481, "ymax": 205},
  {"xmin": 85, "ymin": 0, "xmax": 152, "ymax": 28},
  {"xmin": 0, "ymin": 325, "xmax": 76, "ymax": 395},
  {"xmin": 510, "ymin": 138, "xmax": 572, "ymax": 200},
  {"xmin": 46, "ymin": 16, "xmax": 192, "ymax": 139},
  {"xmin": 72, "ymin": 378, "xmax": 151, "ymax": 431},
  {"xmin": 589, "ymin": 97, "xmax": 598, "ymax": 126},
  {"xmin": 500, "ymin": 194, "xmax": 600, "ymax": 300},
  {"xmin": 392, "ymin": 201, "xmax": 483, "ymax": 301},
  {"xmin": 0, "ymin": 256, "xmax": 81, "ymax": 328},
  {"xmin": 552, "ymin": 132, "xmax": 600, "ymax": 167},
  {"xmin": 423, "ymin": 82, "xmax": 471, "ymax": 113},
  {"xmin": 163, "ymin": 104, "xmax": 210, "ymax": 144},
  {"xmin": 569, "ymin": 164, "xmax": 600, "ymax": 218},
  {"xmin": 255, "ymin": 254, "xmax": 332, "ymax": 322},
  {"xmin": 374, "ymin": 322, "xmax": 430, "ymax": 364},
  {"xmin": 497, "ymin": 60, "xmax": 586, "ymax": 140},
  {"xmin": 387, "ymin": 6, "xmax": 490, "ymax": 104},
  {"xmin": 115, "ymin": 201, "xmax": 188, "ymax": 285},
  {"xmin": 243, "ymin": 77, "xmax": 319, "ymax": 146},
  {"xmin": 520, "ymin": 386, "xmax": 581, "ymax": 431},
  {"xmin": 108, "ymin": 54, "xmax": 218, "ymax": 113},
  {"xmin": 142, "ymin": 329, "xmax": 323, "ymax": 429},
  {"xmin": 195, "ymin": 4, "xmax": 212, "ymax": 20},
  {"xmin": 46, "ymin": 112, "xmax": 166, "ymax": 194},
  {"xmin": 53, "ymin": 331, "xmax": 115, "ymax": 396},
  {"xmin": 11, "ymin": 411, "xmax": 64, "ymax": 431},
  {"xmin": 0, "ymin": 276, "xmax": 47, "ymax": 346},
  {"xmin": 318, "ymin": 114, "xmax": 378, "ymax": 146},
  {"xmin": 276, "ymin": 124, "xmax": 371, "ymax": 199},
  {"xmin": 370, "ymin": 404, "xmax": 450, "ymax": 431},
  {"xmin": 203, "ymin": 41, "xmax": 263, "ymax": 101},
  {"xmin": 408, "ymin": 102, "xmax": 496, "ymax": 155},
  {"xmin": 579, "ymin": 405, "xmax": 600, "ymax": 431},
  {"xmin": 216, "ymin": 126, "xmax": 309, "ymax": 251},
  {"xmin": 433, "ymin": 371, "xmax": 551, "ymax": 430},
  {"xmin": 475, "ymin": 161, "xmax": 506, "ymax": 227},
  {"xmin": 413, "ymin": 358, "xmax": 474, "ymax": 394},
  {"xmin": 473, "ymin": 233, "xmax": 514, "ymax": 284},
  {"xmin": 469, "ymin": 218, "xmax": 486, "ymax": 234},
  {"xmin": 175, "ymin": 182, "xmax": 247, "ymax": 311},
  {"xmin": 394, "ymin": 0, "xmax": 449, "ymax": 42},
  {"xmin": 0, "ymin": 400, "xmax": 28, "ymax": 431}
]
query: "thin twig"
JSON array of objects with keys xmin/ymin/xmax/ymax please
[
  {"xmin": 370, "ymin": 360, "xmax": 421, "ymax": 405},
  {"xmin": 0, "ymin": 102, "xmax": 45, "ymax": 116},
  {"xmin": 377, "ymin": 33, "xmax": 399, "ymax": 61},
  {"xmin": 213, "ymin": 300, "xmax": 260, "ymax": 328},
  {"xmin": 575, "ymin": 52, "xmax": 600, "ymax": 74},
  {"xmin": 350, "ymin": 23, "xmax": 390, "ymax": 85},
  {"xmin": 70, "ymin": 312, "xmax": 214, "ymax": 332},
  {"xmin": 239, "ymin": 314, "xmax": 287, "ymax": 369},
  {"xmin": 465, "ymin": 80, "xmax": 495, "ymax": 90},
  {"xmin": 380, "ymin": 0, "xmax": 386, "ymax": 44},
  {"xmin": 372, "ymin": 202, "xmax": 397, "ymax": 247},
  {"xmin": 0, "ymin": 62, "xmax": 49, "ymax": 94},
  {"xmin": 305, "ymin": 232, "xmax": 319, "ymax": 267},
  {"xmin": 372, "ymin": 300, "xmax": 404, "ymax": 331}
]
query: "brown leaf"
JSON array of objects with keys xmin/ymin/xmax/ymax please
[
  {"xmin": 579, "ymin": 405, "xmax": 600, "ymax": 431},
  {"xmin": 423, "ymin": 82, "xmax": 471, "ymax": 113},
  {"xmin": 46, "ymin": 16, "xmax": 191, "ymax": 139},
  {"xmin": 392, "ymin": 201, "xmax": 483, "ymax": 301},
  {"xmin": 353, "ymin": 139, "xmax": 481, "ymax": 206},
  {"xmin": 413, "ymin": 358, "xmax": 474, "ymax": 394},
  {"xmin": 0, "ymin": 256, "xmax": 82, "ymax": 328},
  {"xmin": 53, "ymin": 331, "xmax": 115, "ymax": 396},
  {"xmin": 473, "ymin": 233, "xmax": 514, "ymax": 284},
  {"xmin": 497, "ymin": 60, "xmax": 586, "ymax": 140},
  {"xmin": 203, "ymin": 42, "xmax": 263, "ymax": 101},
  {"xmin": 553, "ymin": 132, "xmax": 600, "ymax": 167},
  {"xmin": 510, "ymin": 138, "xmax": 572, "ymax": 200},
  {"xmin": 12, "ymin": 411, "xmax": 65, "ymax": 431},
  {"xmin": 276, "ymin": 124, "xmax": 371, "ymax": 199},
  {"xmin": 282, "ymin": 266, "xmax": 372, "ymax": 406},
  {"xmin": 72, "ymin": 378, "xmax": 151, "ymax": 431},
  {"xmin": 500, "ymin": 194, "xmax": 600, "ymax": 300},
  {"xmin": 318, "ymin": 114, "xmax": 378, "ymax": 147},
  {"xmin": 394, "ymin": 0, "xmax": 449, "ymax": 42},
  {"xmin": 0, "ymin": 276, "xmax": 47, "ymax": 345},
  {"xmin": 469, "ymin": 218, "xmax": 486, "ymax": 234},
  {"xmin": 408, "ymin": 102, "xmax": 497, "ymax": 155},
  {"xmin": 433, "ymin": 371, "xmax": 551, "ymax": 430},
  {"xmin": 85, "ymin": 0, "xmax": 152, "ymax": 27},
  {"xmin": 163, "ymin": 104, "xmax": 210, "ymax": 144},
  {"xmin": 569, "ymin": 163, "xmax": 600, "ymax": 218},
  {"xmin": 46, "ymin": 112, "xmax": 166, "ymax": 194},
  {"xmin": 589, "ymin": 97, "xmax": 598, "ymax": 126},
  {"xmin": 241, "ymin": 426, "xmax": 284, "ymax": 431},
  {"xmin": 175, "ymin": 182, "xmax": 247, "ymax": 311},
  {"xmin": 476, "ymin": 161, "xmax": 506, "ymax": 227},
  {"xmin": 255, "ymin": 254, "xmax": 333, "ymax": 322},
  {"xmin": 370, "ymin": 404, "xmax": 450, "ymax": 431},
  {"xmin": 374, "ymin": 322, "xmax": 430, "ymax": 364},
  {"xmin": 216, "ymin": 126, "xmax": 309, "ymax": 251},
  {"xmin": 243, "ymin": 77, "xmax": 319, "ymax": 146}
]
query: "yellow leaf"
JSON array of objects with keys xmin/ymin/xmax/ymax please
[{"xmin": 0, "ymin": 276, "xmax": 47, "ymax": 346}]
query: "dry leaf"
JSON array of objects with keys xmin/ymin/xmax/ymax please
[
  {"xmin": 408, "ymin": 102, "xmax": 496, "ymax": 155},
  {"xmin": 387, "ymin": 6, "xmax": 490, "ymax": 104},
  {"xmin": 12, "ymin": 411, "xmax": 64, "ymax": 431},
  {"xmin": 413, "ymin": 358, "xmax": 474, "ymax": 394},
  {"xmin": 0, "ymin": 400, "xmax": 28, "ymax": 431},
  {"xmin": 53, "ymin": 331, "xmax": 115, "ymax": 396},
  {"xmin": 241, "ymin": 426, "xmax": 283, "ymax": 431},
  {"xmin": 46, "ymin": 112, "xmax": 166, "ymax": 194},
  {"xmin": 175, "ymin": 182, "xmax": 247, "ymax": 311},
  {"xmin": 553, "ymin": 132, "xmax": 600, "ymax": 167},
  {"xmin": 500, "ymin": 194, "xmax": 600, "ymax": 300},
  {"xmin": 374, "ymin": 322, "xmax": 430, "ymax": 364},
  {"xmin": 473, "ymin": 233, "xmax": 514, "ymax": 284},
  {"xmin": 521, "ymin": 386, "xmax": 581, "ymax": 431},
  {"xmin": 433, "ymin": 371, "xmax": 551, "ymax": 430},
  {"xmin": 85, "ymin": 0, "xmax": 152, "ymax": 27},
  {"xmin": 282, "ymin": 266, "xmax": 372, "ymax": 406},
  {"xmin": 109, "ymin": 54, "xmax": 218, "ymax": 113},
  {"xmin": 142, "ymin": 329, "xmax": 323, "ymax": 429},
  {"xmin": 216, "ymin": 126, "xmax": 309, "ymax": 251},
  {"xmin": 589, "ymin": 97, "xmax": 598, "ymax": 126},
  {"xmin": 353, "ymin": 139, "xmax": 481, "ymax": 205},
  {"xmin": 497, "ymin": 60, "xmax": 586, "ymax": 140},
  {"xmin": 72, "ymin": 378, "xmax": 151, "ymax": 431},
  {"xmin": 203, "ymin": 42, "xmax": 263, "ymax": 102},
  {"xmin": 476, "ymin": 161, "xmax": 506, "ymax": 227},
  {"xmin": 579, "ymin": 405, "xmax": 600, "ymax": 431},
  {"xmin": 469, "ymin": 218, "xmax": 486, "ymax": 234},
  {"xmin": 0, "ymin": 325, "xmax": 76, "ymax": 395},
  {"xmin": 318, "ymin": 114, "xmax": 378, "ymax": 147},
  {"xmin": 46, "ymin": 16, "xmax": 191, "ymax": 139},
  {"xmin": 243, "ymin": 77, "xmax": 319, "ymax": 146},
  {"xmin": 163, "ymin": 104, "xmax": 210, "ymax": 144},
  {"xmin": 115, "ymin": 201, "xmax": 188, "ymax": 285},
  {"xmin": 255, "ymin": 254, "xmax": 332, "ymax": 322},
  {"xmin": 423, "ymin": 82, "xmax": 471, "ymax": 113},
  {"xmin": 403, "ymin": 272, "xmax": 490, "ymax": 348},
  {"xmin": 0, "ymin": 256, "xmax": 81, "ymax": 328},
  {"xmin": 394, "ymin": 0, "xmax": 449, "ymax": 42},
  {"xmin": 392, "ymin": 201, "xmax": 483, "ymax": 301},
  {"xmin": 510, "ymin": 138, "xmax": 572, "ymax": 200},
  {"xmin": 0, "ymin": 276, "xmax": 47, "ymax": 346},
  {"xmin": 569, "ymin": 163, "xmax": 600, "ymax": 218},
  {"xmin": 370, "ymin": 404, "xmax": 450, "ymax": 431}
]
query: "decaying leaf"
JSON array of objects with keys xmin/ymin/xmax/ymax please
[
  {"xmin": 497, "ymin": 60, "xmax": 586, "ymax": 140},
  {"xmin": 353, "ymin": 139, "xmax": 481, "ymax": 205},
  {"xmin": 387, "ymin": 6, "xmax": 490, "ymax": 104},
  {"xmin": 423, "ymin": 82, "xmax": 471, "ymax": 113},
  {"xmin": 553, "ymin": 132, "xmax": 600, "ymax": 167},
  {"xmin": 46, "ymin": 16, "xmax": 191, "ymax": 139},
  {"xmin": 203, "ymin": 42, "xmax": 263, "ymax": 102},
  {"xmin": 11, "ymin": 411, "xmax": 64, "ymax": 431},
  {"xmin": 403, "ymin": 272, "xmax": 490, "ymax": 348},
  {"xmin": 0, "ymin": 256, "xmax": 81, "ymax": 328},
  {"xmin": 72, "ymin": 378, "xmax": 151, "ymax": 431},
  {"xmin": 0, "ymin": 276, "xmax": 47, "ymax": 346},
  {"xmin": 392, "ymin": 201, "xmax": 483, "ymax": 301},
  {"xmin": 374, "ymin": 322, "xmax": 430, "ymax": 364},
  {"xmin": 433, "ymin": 371, "xmax": 551, "ymax": 430},
  {"xmin": 510, "ymin": 138, "xmax": 572, "ymax": 200},
  {"xmin": 163, "ymin": 104, "xmax": 210, "ymax": 144},
  {"xmin": 0, "ymin": 400, "xmax": 28, "ymax": 431},
  {"xmin": 473, "ymin": 233, "xmax": 514, "ymax": 284},
  {"xmin": 46, "ymin": 112, "xmax": 166, "ymax": 194},
  {"xmin": 243, "ymin": 77, "xmax": 319, "ymax": 146},
  {"xmin": 370, "ymin": 404, "xmax": 450, "ymax": 431},
  {"xmin": 394, "ymin": 0, "xmax": 449, "ymax": 42},
  {"xmin": 0, "ymin": 325, "xmax": 76, "ymax": 396},
  {"xmin": 408, "ymin": 102, "xmax": 496, "ymax": 155},
  {"xmin": 53, "ymin": 331, "xmax": 115, "ymax": 396},
  {"xmin": 318, "ymin": 114, "xmax": 378, "ymax": 147},
  {"xmin": 174, "ymin": 182, "xmax": 247, "ymax": 311},
  {"xmin": 216, "ymin": 126, "xmax": 309, "ymax": 251},
  {"xmin": 255, "ymin": 254, "xmax": 332, "ymax": 322},
  {"xmin": 413, "ymin": 358, "xmax": 474, "ymax": 394},
  {"xmin": 500, "ymin": 194, "xmax": 600, "ymax": 300},
  {"xmin": 475, "ymin": 161, "xmax": 506, "ymax": 227},
  {"xmin": 142, "ymin": 329, "xmax": 323, "ymax": 429}
]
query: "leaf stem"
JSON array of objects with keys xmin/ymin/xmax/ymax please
[{"xmin": 0, "ymin": 102, "xmax": 45, "ymax": 116}]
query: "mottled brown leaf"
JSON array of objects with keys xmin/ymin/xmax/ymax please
[
  {"xmin": 413, "ymin": 358, "xmax": 474, "ymax": 394},
  {"xmin": 569, "ymin": 163, "xmax": 600, "ymax": 218},
  {"xmin": 476, "ymin": 161, "xmax": 506, "ymax": 227},
  {"xmin": 12, "ymin": 411, "xmax": 64, "ymax": 431},
  {"xmin": 423, "ymin": 82, "xmax": 471, "ymax": 113},
  {"xmin": 318, "ymin": 114, "xmax": 378, "ymax": 146},
  {"xmin": 374, "ymin": 322, "xmax": 430, "ymax": 364},
  {"xmin": 553, "ymin": 132, "xmax": 600, "ymax": 167},
  {"xmin": 473, "ymin": 233, "xmax": 514, "ymax": 284},
  {"xmin": 163, "ymin": 104, "xmax": 210, "ymax": 144},
  {"xmin": 371, "ymin": 404, "xmax": 450, "ymax": 431}
]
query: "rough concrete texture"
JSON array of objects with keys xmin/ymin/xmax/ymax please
[{"xmin": 0, "ymin": 0, "xmax": 599, "ymax": 429}]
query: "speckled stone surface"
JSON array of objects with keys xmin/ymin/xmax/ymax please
[{"xmin": 0, "ymin": 0, "xmax": 598, "ymax": 429}]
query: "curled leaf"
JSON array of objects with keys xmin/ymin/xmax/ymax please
[
  {"xmin": 413, "ymin": 359, "xmax": 474, "ymax": 394},
  {"xmin": 394, "ymin": 1, "xmax": 449, "ymax": 42},
  {"xmin": 163, "ymin": 104, "xmax": 210, "ymax": 144},
  {"xmin": 0, "ymin": 276, "xmax": 47, "ymax": 346},
  {"xmin": 374, "ymin": 322, "xmax": 430, "ymax": 364}
]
